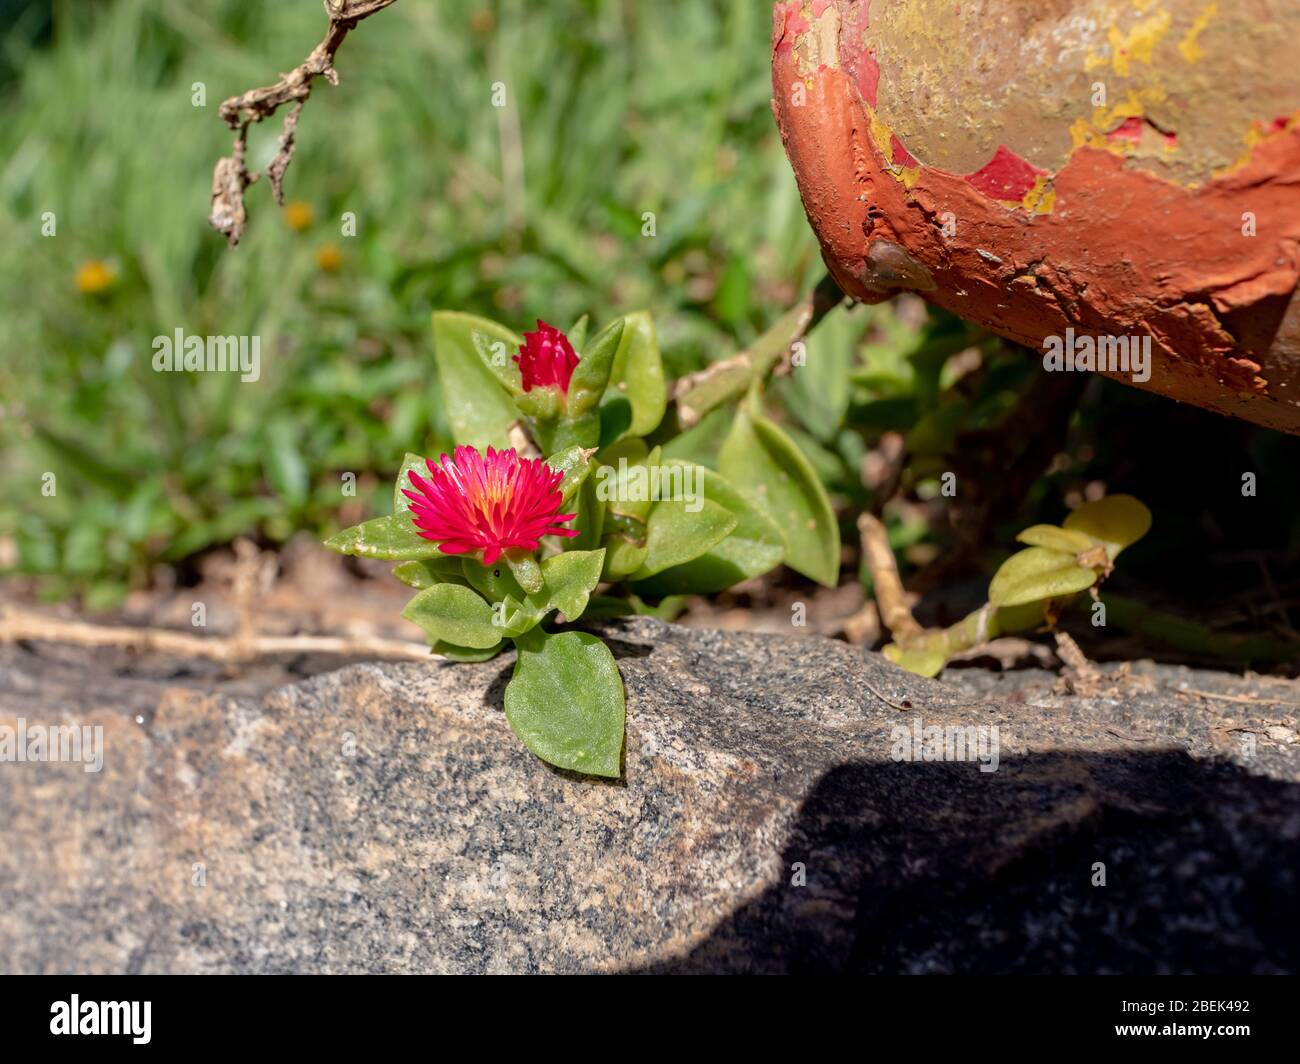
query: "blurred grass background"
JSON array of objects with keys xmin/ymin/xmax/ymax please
[{"xmin": 0, "ymin": 0, "xmax": 823, "ymax": 606}]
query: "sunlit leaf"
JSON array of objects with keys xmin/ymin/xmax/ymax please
[
  {"xmin": 1015, "ymin": 524, "xmax": 1097, "ymax": 554},
  {"xmin": 1063, "ymin": 495, "xmax": 1152, "ymax": 557},
  {"xmin": 603, "ymin": 310, "xmax": 666, "ymax": 437},
  {"xmin": 402, "ymin": 583, "xmax": 502, "ymax": 648},
  {"xmin": 718, "ymin": 409, "xmax": 840, "ymax": 586},
  {"xmin": 988, "ymin": 547, "xmax": 1097, "ymax": 608},
  {"xmin": 505, "ymin": 628, "xmax": 625, "ymax": 777},
  {"xmin": 431, "ymin": 311, "xmax": 520, "ymax": 448}
]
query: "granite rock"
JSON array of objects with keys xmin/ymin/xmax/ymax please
[{"xmin": 2, "ymin": 618, "xmax": 1298, "ymax": 973}]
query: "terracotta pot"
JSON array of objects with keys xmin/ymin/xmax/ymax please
[{"xmin": 771, "ymin": 0, "xmax": 1300, "ymax": 433}]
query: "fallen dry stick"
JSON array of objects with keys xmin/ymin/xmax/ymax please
[
  {"xmin": 0, "ymin": 606, "xmax": 432, "ymax": 663},
  {"xmin": 857, "ymin": 512, "xmax": 922, "ymax": 641}
]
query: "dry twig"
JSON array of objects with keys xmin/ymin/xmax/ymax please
[
  {"xmin": 209, "ymin": 0, "xmax": 397, "ymax": 246},
  {"xmin": 0, "ymin": 605, "xmax": 432, "ymax": 663},
  {"xmin": 857, "ymin": 512, "xmax": 922, "ymax": 641}
]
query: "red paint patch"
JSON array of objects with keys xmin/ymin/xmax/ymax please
[
  {"xmin": 891, "ymin": 133, "xmax": 917, "ymax": 168},
  {"xmin": 1106, "ymin": 117, "xmax": 1143, "ymax": 145},
  {"xmin": 856, "ymin": 51, "xmax": 881, "ymax": 106},
  {"xmin": 812, "ymin": 0, "xmax": 834, "ymax": 16},
  {"xmin": 774, "ymin": 0, "xmax": 809, "ymax": 54},
  {"xmin": 964, "ymin": 144, "xmax": 1048, "ymax": 201}
]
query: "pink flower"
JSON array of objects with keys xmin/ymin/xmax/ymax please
[
  {"xmin": 402, "ymin": 446, "xmax": 579, "ymax": 565},
  {"xmin": 514, "ymin": 320, "xmax": 579, "ymax": 394}
]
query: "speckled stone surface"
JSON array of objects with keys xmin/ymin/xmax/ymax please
[{"xmin": 2, "ymin": 618, "xmax": 1298, "ymax": 973}]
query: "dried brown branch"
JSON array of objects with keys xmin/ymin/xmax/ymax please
[
  {"xmin": 668, "ymin": 273, "xmax": 846, "ymax": 429},
  {"xmin": 0, "ymin": 606, "xmax": 432, "ymax": 663},
  {"xmin": 857, "ymin": 512, "xmax": 922, "ymax": 641},
  {"xmin": 208, "ymin": 0, "xmax": 397, "ymax": 246}
]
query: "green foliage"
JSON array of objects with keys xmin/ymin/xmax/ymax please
[
  {"xmin": 326, "ymin": 308, "xmax": 835, "ymax": 778},
  {"xmin": 0, "ymin": 0, "xmax": 820, "ymax": 601},
  {"xmin": 883, "ymin": 496, "xmax": 1154, "ymax": 677}
]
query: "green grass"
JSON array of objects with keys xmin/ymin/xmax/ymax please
[{"xmin": 0, "ymin": 0, "xmax": 822, "ymax": 604}]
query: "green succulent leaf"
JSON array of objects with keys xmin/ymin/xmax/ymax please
[
  {"xmin": 402, "ymin": 583, "xmax": 503, "ymax": 649},
  {"xmin": 325, "ymin": 515, "xmax": 443, "ymax": 561},
  {"xmin": 392, "ymin": 556, "xmax": 468, "ymax": 589},
  {"xmin": 598, "ymin": 441, "xmax": 660, "ymax": 522},
  {"xmin": 567, "ymin": 318, "xmax": 624, "ymax": 415},
  {"xmin": 988, "ymin": 547, "xmax": 1098, "ymax": 608},
  {"xmin": 602, "ymin": 535, "xmax": 649, "ymax": 581},
  {"xmin": 538, "ymin": 548, "xmax": 606, "ymax": 621},
  {"xmin": 433, "ymin": 639, "xmax": 504, "ymax": 663},
  {"xmin": 718, "ymin": 409, "xmax": 840, "ymax": 586},
  {"xmin": 780, "ymin": 303, "xmax": 868, "ymax": 442},
  {"xmin": 603, "ymin": 310, "xmax": 666, "ymax": 437},
  {"xmin": 535, "ymin": 409, "xmax": 600, "ymax": 452},
  {"xmin": 498, "ymin": 594, "xmax": 545, "ymax": 637},
  {"xmin": 567, "ymin": 314, "xmax": 590, "ymax": 354},
  {"xmin": 546, "ymin": 445, "xmax": 597, "ymax": 507},
  {"xmin": 431, "ymin": 311, "xmax": 521, "ymax": 448},
  {"xmin": 632, "ymin": 462, "xmax": 785, "ymax": 596},
  {"xmin": 568, "ymin": 476, "xmax": 606, "ymax": 552},
  {"xmin": 505, "ymin": 552, "xmax": 544, "ymax": 595},
  {"xmin": 463, "ymin": 557, "xmax": 527, "ymax": 602},
  {"xmin": 598, "ymin": 397, "xmax": 634, "ymax": 448},
  {"xmin": 505, "ymin": 628, "xmax": 625, "ymax": 778},
  {"xmin": 883, "ymin": 643, "xmax": 947, "ymax": 678},
  {"xmin": 394, "ymin": 451, "xmax": 430, "ymax": 515},
  {"xmin": 1063, "ymin": 495, "xmax": 1153, "ymax": 558},
  {"xmin": 631, "ymin": 496, "xmax": 736, "ymax": 580},
  {"xmin": 1015, "ymin": 524, "xmax": 1098, "ymax": 554}
]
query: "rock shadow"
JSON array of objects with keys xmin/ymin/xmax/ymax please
[{"xmin": 628, "ymin": 749, "xmax": 1300, "ymax": 974}]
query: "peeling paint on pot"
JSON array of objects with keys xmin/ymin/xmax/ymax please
[{"xmin": 772, "ymin": 0, "xmax": 1300, "ymax": 434}]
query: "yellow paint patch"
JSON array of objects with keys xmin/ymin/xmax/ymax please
[
  {"xmin": 1178, "ymin": 4, "xmax": 1217, "ymax": 64},
  {"xmin": 1108, "ymin": 10, "xmax": 1173, "ymax": 77},
  {"xmin": 1020, "ymin": 176, "xmax": 1057, "ymax": 216},
  {"xmin": 1068, "ymin": 89, "xmax": 1169, "ymax": 159},
  {"xmin": 1212, "ymin": 110, "xmax": 1300, "ymax": 180}
]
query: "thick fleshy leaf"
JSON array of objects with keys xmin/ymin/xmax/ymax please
[
  {"xmin": 431, "ymin": 311, "xmax": 520, "ymax": 448},
  {"xmin": 883, "ymin": 643, "xmax": 947, "ymax": 678},
  {"xmin": 325, "ymin": 515, "xmax": 443, "ymax": 561},
  {"xmin": 462, "ymin": 557, "xmax": 527, "ymax": 602},
  {"xmin": 780, "ymin": 303, "xmax": 868, "ymax": 442},
  {"xmin": 718, "ymin": 409, "xmax": 840, "ymax": 586},
  {"xmin": 433, "ymin": 639, "xmax": 504, "ymax": 662},
  {"xmin": 595, "ymin": 438, "xmax": 653, "ymax": 520},
  {"xmin": 988, "ymin": 547, "xmax": 1098, "ymax": 608},
  {"xmin": 567, "ymin": 318, "xmax": 624, "ymax": 415},
  {"xmin": 539, "ymin": 548, "xmax": 606, "ymax": 621},
  {"xmin": 546, "ymin": 445, "xmax": 597, "ymax": 507},
  {"xmin": 392, "ymin": 556, "xmax": 469, "ymax": 589},
  {"xmin": 566, "ymin": 314, "xmax": 590, "ymax": 355},
  {"xmin": 603, "ymin": 310, "xmax": 666, "ymax": 437},
  {"xmin": 498, "ymin": 594, "xmax": 546, "ymax": 638},
  {"xmin": 393, "ymin": 452, "xmax": 430, "ymax": 515},
  {"xmin": 505, "ymin": 552, "xmax": 544, "ymax": 595},
  {"xmin": 567, "ymin": 476, "xmax": 606, "ymax": 553},
  {"xmin": 1015, "ymin": 524, "xmax": 1097, "ymax": 554},
  {"xmin": 632, "ymin": 462, "xmax": 785, "ymax": 595},
  {"xmin": 1063, "ymin": 495, "xmax": 1152, "ymax": 558},
  {"xmin": 598, "ymin": 397, "xmax": 633, "ymax": 448},
  {"xmin": 402, "ymin": 583, "xmax": 502, "ymax": 648},
  {"xmin": 601, "ymin": 531, "xmax": 648, "ymax": 581},
  {"xmin": 631, "ymin": 497, "xmax": 736, "ymax": 579},
  {"xmin": 505, "ymin": 628, "xmax": 625, "ymax": 777},
  {"xmin": 462, "ymin": 550, "xmax": 606, "ymax": 629}
]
